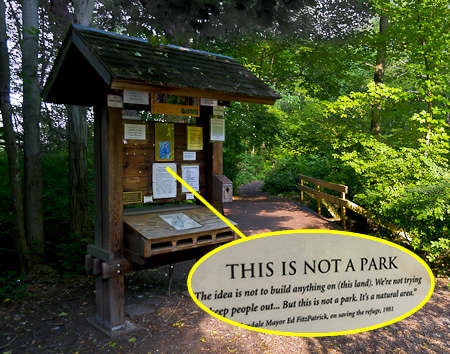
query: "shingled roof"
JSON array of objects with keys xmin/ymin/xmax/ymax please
[{"xmin": 42, "ymin": 24, "xmax": 281, "ymax": 106}]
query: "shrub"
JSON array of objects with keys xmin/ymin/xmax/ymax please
[
  {"xmin": 224, "ymin": 152, "xmax": 267, "ymax": 189},
  {"xmin": 262, "ymin": 156, "xmax": 301, "ymax": 194},
  {"xmin": 336, "ymin": 138, "xmax": 450, "ymax": 274},
  {"xmin": 262, "ymin": 154, "xmax": 350, "ymax": 195},
  {"xmin": 374, "ymin": 182, "xmax": 450, "ymax": 275}
]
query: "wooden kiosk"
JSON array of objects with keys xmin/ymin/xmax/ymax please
[{"xmin": 42, "ymin": 24, "xmax": 280, "ymax": 334}]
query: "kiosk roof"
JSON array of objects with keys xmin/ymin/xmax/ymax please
[{"xmin": 42, "ymin": 24, "xmax": 281, "ymax": 106}]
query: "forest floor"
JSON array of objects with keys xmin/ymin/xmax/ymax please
[{"xmin": 1, "ymin": 182, "xmax": 449, "ymax": 353}]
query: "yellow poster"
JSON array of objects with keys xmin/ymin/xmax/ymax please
[
  {"xmin": 187, "ymin": 126, "xmax": 203, "ymax": 150},
  {"xmin": 151, "ymin": 93, "xmax": 200, "ymax": 117},
  {"xmin": 155, "ymin": 123, "xmax": 175, "ymax": 161}
]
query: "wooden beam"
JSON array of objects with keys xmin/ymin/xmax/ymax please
[
  {"xmin": 297, "ymin": 184, "xmax": 347, "ymax": 208},
  {"xmin": 111, "ymin": 79, "xmax": 278, "ymax": 105},
  {"xmin": 346, "ymin": 200, "xmax": 402, "ymax": 234},
  {"xmin": 101, "ymin": 259, "xmax": 134, "ymax": 279},
  {"xmin": 298, "ymin": 174, "xmax": 348, "ymax": 194},
  {"xmin": 87, "ymin": 244, "xmax": 114, "ymax": 263}
]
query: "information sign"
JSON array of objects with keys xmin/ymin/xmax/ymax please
[
  {"xmin": 124, "ymin": 124, "xmax": 146, "ymax": 140},
  {"xmin": 210, "ymin": 118, "xmax": 225, "ymax": 141},
  {"xmin": 181, "ymin": 165, "xmax": 200, "ymax": 193},
  {"xmin": 151, "ymin": 93, "xmax": 200, "ymax": 117},
  {"xmin": 107, "ymin": 95, "xmax": 123, "ymax": 108},
  {"xmin": 152, "ymin": 163, "xmax": 177, "ymax": 199},
  {"xmin": 123, "ymin": 191, "xmax": 142, "ymax": 204},
  {"xmin": 187, "ymin": 126, "xmax": 203, "ymax": 150},
  {"xmin": 201, "ymin": 98, "xmax": 218, "ymax": 106},
  {"xmin": 159, "ymin": 213, "xmax": 202, "ymax": 231},
  {"xmin": 123, "ymin": 90, "xmax": 149, "ymax": 105}
]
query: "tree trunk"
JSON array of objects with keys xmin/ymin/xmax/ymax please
[
  {"xmin": 0, "ymin": 0, "xmax": 32, "ymax": 274},
  {"xmin": 417, "ymin": 4, "xmax": 432, "ymax": 146},
  {"xmin": 371, "ymin": 15, "xmax": 389, "ymax": 136},
  {"xmin": 68, "ymin": 105, "xmax": 91, "ymax": 242},
  {"xmin": 74, "ymin": 0, "xmax": 94, "ymax": 26},
  {"xmin": 22, "ymin": 0, "xmax": 45, "ymax": 265},
  {"xmin": 68, "ymin": 0, "xmax": 95, "ymax": 242}
]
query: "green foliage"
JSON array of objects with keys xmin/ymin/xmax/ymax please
[
  {"xmin": 224, "ymin": 102, "xmax": 282, "ymax": 159},
  {"xmin": 0, "ymin": 153, "xmax": 15, "ymax": 242},
  {"xmin": 334, "ymin": 137, "xmax": 450, "ymax": 273},
  {"xmin": 0, "ymin": 150, "xmax": 94, "ymax": 275},
  {"xmin": 262, "ymin": 154, "xmax": 351, "ymax": 195},
  {"xmin": 381, "ymin": 183, "xmax": 450, "ymax": 274},
  {"xmin": 0, "ymin": 271, "xmax": 27, "ymax": 300},
  {"xmin": 41, "ymin": 151, "xmax": 94, "ymax": 274},
  {"xmin": 222, "ymin": 101, "xmax": 283, "ymax": 187},
  {"xmin": 336, "ymin": 138, "xmax": 449, "ymax": 199},
  {"xmin": 262, "ymin": 157, "xmax": 300, "ymax": 194},
  {"xmin": 41, "ymin": 152, "xmax": 70, "ymax": 238},
  {"xmin": 50, "ymin": 232, "xmax": 90, "ymax": 273},
  {"xmin": 224, "ymin": 153, "xmax": 267, "ymax": 188}
]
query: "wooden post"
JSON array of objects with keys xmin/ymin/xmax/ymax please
[
  {"xmin": 317, "ymin": 185, "xmax": 321, "ymax": 215},
  {"xmin": 199, "ymin": 106, "xmax": 224, "ymax": 212},
  {"xmin": 341, "ymin": 191, "xmax": 347, "ymax": 230},
  {"xmin": 93, "ymin": 94, "xmax": 125, "ymax": 331},
  {"xmin": 213, "ymin": 142, "xmax": 223, "ymax": 176},
  {"xmin": 300, "ymin": 179, "xmax": 304, "ymax": 204},
  {"xmin": 212, "ymin": 141, "xmax": 223, "ymax": 213}
]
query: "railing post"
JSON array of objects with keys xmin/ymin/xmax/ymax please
[
  {"xmin": 341, "ymin": 191, "xmax": 346, "ymax": 229},
  {"xmin": 317, "ymin": 185, "xmax": 321, "ymax": 215},
  {"xmin": 300, "ymin": 179, "xmax": 304, "ymax": 204}
]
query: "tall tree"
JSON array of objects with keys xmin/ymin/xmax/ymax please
[
  {"xmin": 371, "ymin": 15, "xmax": 389, "ymax": 136},
  {"xmin": 49, "ymin": 0, "xmax": 95, "ymax": 243},
  {"xmin": 22, "ymin": 0, "xmax": 45, "ymax": 265},
  {"xmin": 68, "ymin": 0, "xmax": 94, "ymax": 244},
  {"xmin": 0, "ymin": 0, "xmax": 32, "ymax": 273}
]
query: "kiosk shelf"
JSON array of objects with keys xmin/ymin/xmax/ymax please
[{"xmin": 123, "ymin": 205, "xmax": 237, "ymax": 264}]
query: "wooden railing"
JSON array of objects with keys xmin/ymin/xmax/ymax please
[
  {"xmin": 297, "ymin": 174, "xmax": 403, "ymax": 235},
  {"xmin": 297, "ymin": 174, "xmax": 348, "ymax": 229}
]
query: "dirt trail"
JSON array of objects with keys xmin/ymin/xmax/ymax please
[{"xmin": 224, "ymin": 181, "xmax": 340, "ymax": 235}]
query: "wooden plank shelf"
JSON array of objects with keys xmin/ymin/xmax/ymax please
[{"xmin": 123, "ymin": 205, "xmax": 237, "ymax": 264}]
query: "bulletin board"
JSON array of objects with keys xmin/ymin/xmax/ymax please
[{"xmin": 122, "ymin": 121, "xmax": 206, "ymax": 205}]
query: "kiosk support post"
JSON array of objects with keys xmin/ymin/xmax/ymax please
[
  {"xmin": 93, "ymin": 95, "xmax": 125, "ymax": 331},
  {"xmin": 200, "ymin": 106, "xmax": 224, "ymax": 213},
  {"xmin": 212, "ymin": 141, "xmax": 223, "ymax": 212}
]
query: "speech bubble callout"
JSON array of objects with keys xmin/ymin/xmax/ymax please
[{"xmin": 165, "ymin": 167, "xmax": 434, "ymax": 337}]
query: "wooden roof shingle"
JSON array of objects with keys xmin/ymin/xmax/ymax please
[{"xmin": 42, "ymin": 24, "xmax": 281, "ymax": 106}]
